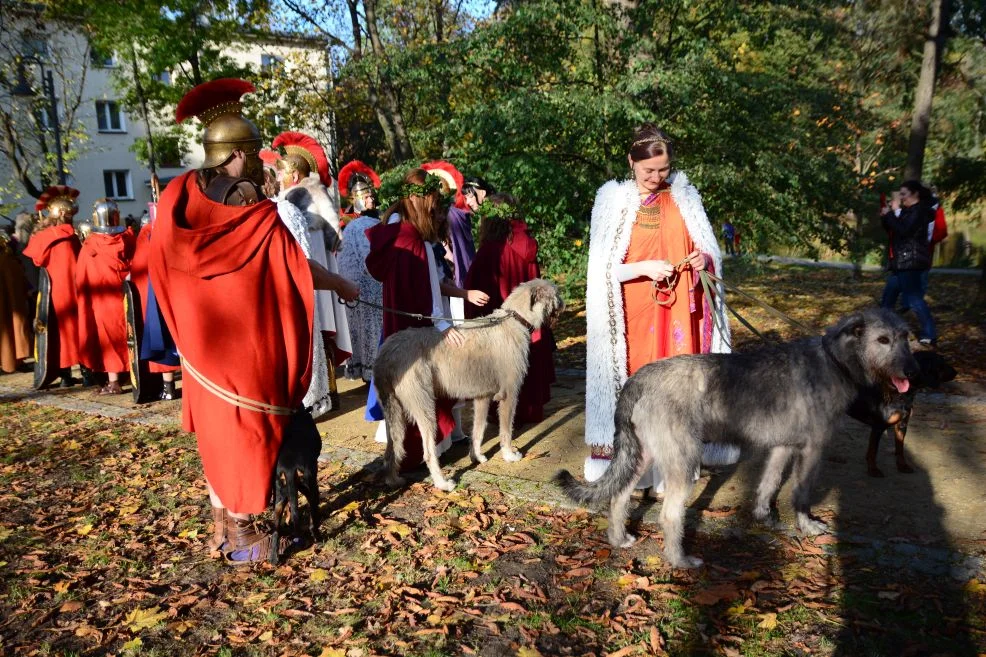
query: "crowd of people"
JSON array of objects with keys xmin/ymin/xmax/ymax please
[{"xmin": 0, "ymin": 76, "xmax": 946, "ymax": 564}]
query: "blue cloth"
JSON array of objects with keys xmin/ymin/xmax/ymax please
[
  {"xmin": 447, "ymin": 207, "xmax": 475, "ymax": 288},
  {"xmin": 140, "ymin": 278, "xmax": 181, "ymax": 366},
  {"xmin": 365, "ymin": 326, "xmax": 386, "ymax": 421}
]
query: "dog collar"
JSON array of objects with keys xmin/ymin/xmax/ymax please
[{"xmin": 506, "ymin": 310, "xmax": 536, "ymax": 334}]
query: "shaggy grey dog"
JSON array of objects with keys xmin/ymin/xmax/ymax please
[
  {"xmin": 375, "ymin": 279, "xmax": 564, "ymax": 491},
  {"xmin": 556, "ymin": 308, "xmax": 918, "ymax": 569}
]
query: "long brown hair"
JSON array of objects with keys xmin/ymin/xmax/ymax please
[
  {"xmin": 385, "ymin": 168, "xmax": 444, "ymax": 242},
  {"xmin": 629, "ymin": 123, "xmax": 674, "ymax": 162},
  {"xmin": 477, "ymin": 193, "xmax": 520, "ymax": 246}
]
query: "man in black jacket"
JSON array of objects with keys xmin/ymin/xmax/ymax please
[{"xmin": 879, "ymin": 180, "xmax": 937, "ymax": 346}]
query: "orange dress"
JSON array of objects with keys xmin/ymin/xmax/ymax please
[{"xmin": 622, "ymin": 187, "xmax": 704, "ymax": 376}]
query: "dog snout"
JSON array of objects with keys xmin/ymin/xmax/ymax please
[{"xmin": 902, "ymin": 355, "xmax": 920, "ymax": 381}]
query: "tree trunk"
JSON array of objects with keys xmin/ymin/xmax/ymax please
[
  {"xmin": 849, "ymin": 209, "xmax": 864, "ymax": 281},
  {"xmin": 130, "ymin": 44, "xmax": 156, "ymax": 176},
  {"xmin": 904, "ymin": 0, "xmax": 950, "ymax": 181},
  {"xmin": 363, "ymin": 0, "xmax": 415, "ymax": 163}
]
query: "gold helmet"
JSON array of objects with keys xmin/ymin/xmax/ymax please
[
  {"xmin": 272, "ymin": 131, "xmax": 332, "ymax": 187},
  {"xmin": 339, "ymin": 160, "xmax": 381, "ymax": 212},
  {"xmin": 175, "ymin": 78, "xmax": 262, "ymax": 170},
  {"xmin": 76, "ymin": 221, "xmax": 93, "ymax": 242},
  {"xmin": 34, "ymin": 185, "xmax": 80, "ymax": 227},
  {"xmin": 91, "ymin": 198, "xmax": 125, "ymax": 234}
]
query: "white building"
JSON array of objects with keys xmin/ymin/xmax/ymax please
[{"xmin": 0, "ymin": 10, "xmax": 330, "ymax": 225}]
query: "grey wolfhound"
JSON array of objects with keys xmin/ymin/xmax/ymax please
[
  {"xmin": 374, "ymin": 279, "xmax": 564, "ymax": 492},
  {"xmin": 556, "ymin": 308, "xmax": 918, "ymax": 569}
]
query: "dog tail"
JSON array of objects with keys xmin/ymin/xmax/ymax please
[{"xmin": 554, "ymin": 378, "xmax": 645, "ymax": 507}]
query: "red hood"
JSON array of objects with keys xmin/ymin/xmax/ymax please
[
  {"xmin": 81, "ymin": 229, "xmax": 133, "ymax": 274},
  {"xmin": 507, "ymin": 220, "xmax": 538, "ymax": 264},
  {"xmin": 22, "ymin": 223, "xmax": 78, "ymax": 267},
  {"xmin": 156, "ymin": 171, "xmax": 281, "ymax": 280}
]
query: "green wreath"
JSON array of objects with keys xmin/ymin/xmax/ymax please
[
  {"xmin": 399, "ymin": 174, "xmax": 444, "ymax": 199},
  {"xmin": 472, "ymin": 200, "xmax": 517, "ymax": 223}
]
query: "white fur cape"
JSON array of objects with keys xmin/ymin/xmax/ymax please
[
  {"xmin": 584, "ymin": 172, "xmax": 737, "ymax": 483},
  {"xmin": 280, "ymin": 177, "xmax": 353, "ymax": 371}
]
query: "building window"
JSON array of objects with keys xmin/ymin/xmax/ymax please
[
  {"xmin": 103, "ymin": 170, "xmax": 132, "ymax": 199},
  {"xmin": 261, "ymin": 54, "xmax": 284, "ymax": 71},
  {"xmin": 90, "ymin": 47, "xmax": 117, "ymax": 68},
  {"xmin": 96, "ymin": 100, "xmax": 126, "ymax": 132}
]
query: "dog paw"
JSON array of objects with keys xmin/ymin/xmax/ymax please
[
  {"xmin": 385, "ymin": 475, "xmax": 406, "ymax": 489},
  {"xmin": 471, "ymin": 452, "xmax": 488, "ymax": 464},
  {"xmin": 797, "ymin": 513, "xmax": 828, "ymax": 536},
  {"xmin": 501, "ymin": 448, "xmax": 523, "ymax": 463},
  {"xmin": 668, "ymin": 555, "xmax": 704, "ymax": 570},
  {"xmin": 609, "ymin": 533, "xmax": 636, "ymax": 548},
  {"xmin": 434, "ymin": 478, "xmax": 456, "ymax": 492}
]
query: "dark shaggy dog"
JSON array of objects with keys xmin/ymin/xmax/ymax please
[
  {"xmin": 848, "ymin": 349, "xmax": 956, "ymax": 477},
  {"xmin": 271, "ymin": 410, "xmax": 322, "ymax": 563},
  {"xmin": 556, "ymin": 308, "xmax": 919, "ymax": 569}
]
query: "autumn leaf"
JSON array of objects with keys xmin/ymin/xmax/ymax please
[
  {"xmin": 75, "ymin": 523, "xmax": 94, "ymax": 536},
  {"xmin": 60, "ymin": 600, "xmax": 84, "ymax": 613},
  {"xmin": 318, "ymin": 649, "xmax": 346, "ymax": 657},
  {"xmin": 122, "ymin": 637, "xmax": 143, "ymax": 651},
  {"xmin": 310, "ymin": 568, "xmax": 330, "ymax": 582},
  {"xmin": 53, "ymin": 580, "xmax": 71, "ymax": 594},
  {"xmin": 692, "ymin": 582, "xmax": 740, "ymax": 605},
  {"xmin": 517, "ymin": 647, "xmax": 543, "ymax": 657},
  {"xmin": 258, "ymin": 630, "xmax": 273, "ymax": 642},
  {"xmin": 125, "ymin": 606, "xmax": 170, "ymax": 631},
  {"xmin": 758, "ymin": 613, "xmax": 778, "ymax": 630}
]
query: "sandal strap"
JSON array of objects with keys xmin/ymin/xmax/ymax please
[
  {"xmin": 208, "ymin": 507, "xmax": 227, "ymax": 551},
  {"xmin": 228, "ymin": 518, "xmax": 272, "ymax": 550}
]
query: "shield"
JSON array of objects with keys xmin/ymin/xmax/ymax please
[
  {"xmin": 33, "ymin": 268, "xmax": 59, "ymax": 389},
  {"xmin": 124, "ymin": 281, "xmax": 163, "ymax": 403}
]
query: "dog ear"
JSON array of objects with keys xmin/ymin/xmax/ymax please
[
  {"xmin": 831, "ymin": 312, "xmax": 865, "ymax": 340},
  {"xmin": 530, "ymin": 280, "xmax": 555, "ymax": 310}
]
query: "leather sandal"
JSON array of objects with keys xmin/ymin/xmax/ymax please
[
  {"xmin": 222, "ymin": 518, "xmax": 281, "ymax": 565},
  {"xmin": 207, "ymin": 507, "xmax": 227, "ymax": 551},
  {"xmin": 97, "ymin": 381, "xmax": 124, "ymax": 395}
]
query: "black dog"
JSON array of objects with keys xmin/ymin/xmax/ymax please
[
  {"xmin": 847, "ymin": 350, "xmax": 956, "ymax": 477},
  {"xmin": 271, "ymin": 410, "xmax": 322, "ymax": 562}
]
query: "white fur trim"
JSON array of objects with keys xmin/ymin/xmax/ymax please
[
  {"xmin": 374, "ymin": 421, "xmax": 387, "ymax": 444},
  {"xmin": 584, "ymin": 173, "xmax": 731, "ymax": 453}
]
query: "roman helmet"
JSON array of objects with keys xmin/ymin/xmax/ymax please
[
  {"xmin": 76, "ymin": 221, "xmax": 93, "ymax": 242},
  {"xmin": 34, "ymin": 185, "xmax": 80, "ymax": 227},
  {"xmin": 421, "ymin": 160, "xmax": 467, "ymax": 209},
  {"xmin": 175, "ymin": 78, "xmax": 263, "ymax": 185},
  {"xmin": 272, "ymin": 131, "xmax": 331, "ymax": 188},
  {"xmin": 339, "ymin": 160, "xmax": 381, "ymax": 214},
  {"xmin": 91, "ymin": 198, "xmax": 126, "ymax": 234}
]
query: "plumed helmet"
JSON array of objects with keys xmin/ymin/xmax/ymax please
[
  {"xmin": 35, "ymin": 185, "xmax": 80, "ymax": 225},
  {"xmin": 259, "ymin": 148, "xmax": 282, "ymax": 171},
  {"xmin": 91, "ymin": 198, "xmax": 125, "ymax": 234},
  {"xmin": 421, "ymin": 160, "xmax": 467, "ymax": 209},
  {"xmin": 175, "ymin": 78, "xmax": 262, "ymax": 170},
  {"xmin": 76, "ymin": 221, "xmax": 93, "ymax": 242},
  {"xmin": 339, "ymin": 160, "xmax": 380, "ymax": 211},
  {"xmin": 272, "ymin": 131, "xmax": 331, "ymax": 187}
]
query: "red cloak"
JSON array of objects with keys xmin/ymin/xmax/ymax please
[
  {"xmin": 22, "ymin": 224, "xmax": 81, "ymax": 369},
  {"xmin": 0, "ymin": 249, "xmax": 31, "ymax": 372},
  {"xmin": 76, "ymin": 229, "xmax": 135, "ymax": 373},
  {"xmin": 149, "ymin": 171, "xmax": 313, "ymax": 514},
  {"xmin": 130, "ymin": 228, "xmax": 180, "ymax": 374},
  {"xmin": 365, "ymin": 221, "xmax": 455, "ymax": 470},
  {"xmin": 465, "ymin": 220, "xmax": 555, "ymax": 424}
]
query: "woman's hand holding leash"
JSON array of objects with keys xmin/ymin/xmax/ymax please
[
  {"xmin": 634, "ymin": 260, "xmax": 675, "ymax": 282},
  {"xmin": 467, "ymin": 290, "xmax": 490, "ymax": 306},
  {"xmin": 685, "ymin": 250, "xmax": 707, "ymax": 272},
  {"xmin": 444, "ymin": 327, "xmax": 465, "ymax": 347}
]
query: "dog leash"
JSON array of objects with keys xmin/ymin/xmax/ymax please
[
  {"xmin": 699, "ymin": 269, "xmax": 817, "ymax": 346},
  {"xmin": 337, "ymin": 296, "xmax": 530, "ymax": 331}
]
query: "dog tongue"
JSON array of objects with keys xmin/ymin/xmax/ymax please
[{"xmin": 892, "ymin": 377, "xmax": 910, "ymax": 393}]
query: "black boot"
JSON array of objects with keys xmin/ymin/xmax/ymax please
[
  {"xmin": 59, "ymin": 368, "xmax": 77, "ymax": 388},
  {"xmin": 159, "ymin": 380, "xmax": 176, "ymax": 401},
  {"xmin": 80, "ymin": 366, "xmax": 96, "ymax": 387}
]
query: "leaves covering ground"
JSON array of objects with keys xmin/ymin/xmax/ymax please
[
  {"xmin": 553, "ymin": 262, "xmax": 986, "ymax": 383},
  {"xmin": 0, "ymin": 397, "xmax": 984, "ymax": 657}
]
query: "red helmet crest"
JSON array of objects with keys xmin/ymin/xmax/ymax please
[
  {"xmin": 35, "ymin": 185, "xmax": 80, "ymax": 213},
  {"xmin": 338, "ymin": 160, "xmax": 381, "ymax": 197},
  {"xmin": 272, "ymin": 131, "xmax": 331, "ymax": 187},
  {"xmin": 422, "ymin": 160, "xmax": 466, "ymax": 209}
]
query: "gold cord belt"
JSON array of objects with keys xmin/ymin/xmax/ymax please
[{"xmin": 182, "ymin": 358, "xmax": 296, "ymax": 416}]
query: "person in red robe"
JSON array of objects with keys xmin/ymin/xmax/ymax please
[
  {"xmin": 76, "ymin": 199, "xmax": 135, "ymax": 395},
  {"xmin": 464, "ymin": 194, "xmax": 555, "ymax": 424},
  {"xmin": 149, "ymin": 78, "xmax": 358, "ymax": 564},
  {"xmin": 0, "ymin": 231, "xmax": 31, "ymax": 373},
  {"xmin": 129, "ymin": 208, "xmax": 181, "ymax": 400},
  {"xmin": 22, "ymin": 186, "xmax": 83, "ymax": 385},
  {"xmin": 365, "ymin": 168, "xmax": 489, "ymax": 473}
]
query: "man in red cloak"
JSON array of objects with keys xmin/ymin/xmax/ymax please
[
  {"xmin": 149, "ymin": 78, "xmax": 358, "ymax": 564},
  {"xmin": 76, "ymin": 199, "xmax": 135, "ymax": 395},
  {"xmin": 465, "ymin": 195, "xmax": 555, "ymax": 424},
  {"xmin": 22, "ymin": 186, "xmax": 83, "ymax": 385}
]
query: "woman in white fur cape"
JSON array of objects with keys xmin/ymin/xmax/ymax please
[{"xmin": 584, "ymin": 124, "xmax": 738, "ymax": 489}]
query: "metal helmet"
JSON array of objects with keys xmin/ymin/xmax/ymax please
[
  {"xmin": 175, "ymin": 78, "xmax": 263, "ymax": 171},
  {"xmin": 91, "ymin": 198, "xmax": 125, "ymax": 234},
  {"xmin": 272, "ymin": 131, "xmax": 331, "ymax": 187},
  {"xmin": 339, "ymin": 160, "xmax": 381, "ymax": 213},
  {"xmin": 34, "ymin": 185, "xmax": 80, "ymax": 226},
  {"xmin": 76, "ymin": 221, "xmax": 93, "ymax": 242}
]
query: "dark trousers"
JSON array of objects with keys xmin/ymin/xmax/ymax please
[{"xmin": 880, "ymin": 270, "xmax": 936, "ymax": 341}]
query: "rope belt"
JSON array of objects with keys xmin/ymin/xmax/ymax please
[{"xmin": 182, "ymin": 357, "xmax": 296, "ymax": 416}]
